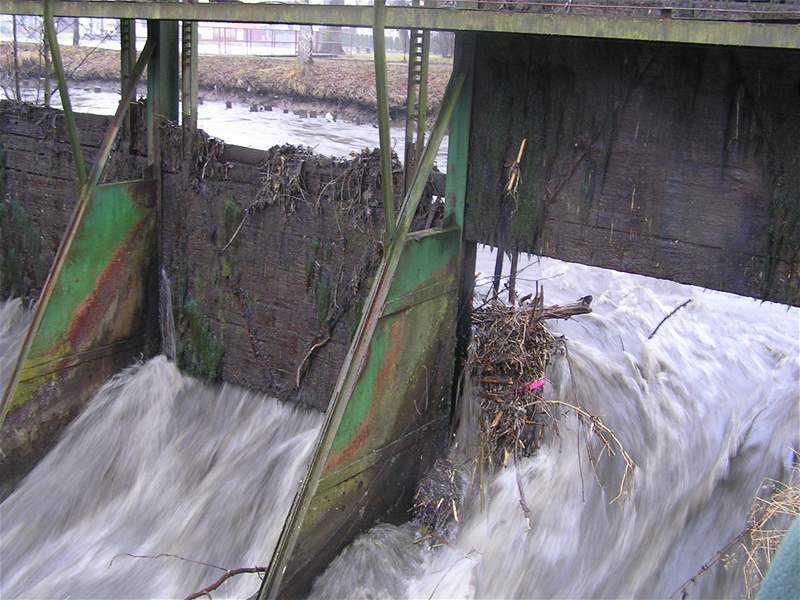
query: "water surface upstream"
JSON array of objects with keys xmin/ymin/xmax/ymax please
[{"xmin": 35, "ymin": 85, "xmax": 449, "ymax": 167}]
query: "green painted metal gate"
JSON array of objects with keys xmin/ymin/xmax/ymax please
[
  {"xmin": 0, "ymin": 11, "xmax": 158, "ymax": 484},
  {"xmin": 0, "ymin": 180, "xmax": 155, "ymax": 483},
  {"xmin": 259, "ymin": 35, "xmax": 475, "ymax": 598}
]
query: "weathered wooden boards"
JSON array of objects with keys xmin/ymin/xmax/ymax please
[{"xmin": 465, "ymin": 35, "xmax": 799, "ymax": 305}]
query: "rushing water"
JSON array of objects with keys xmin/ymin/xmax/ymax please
[
  {"xmin": 0, "ymin": 299, "xmax": 32, "ymax": 397},
  {"xmin": 311, "ymin": 250, "xmax": 800, "ymax": 599},
  {"xmin": 0, "ymin": 348, "xmax": 321, "ymax": 598},
  {"xmin": 0, "ymin": 246, "xmax": 797, "ymax": 598},
  {"xmin": 1, "ymin": 87, "xmax": 798, "ymax": 597}
]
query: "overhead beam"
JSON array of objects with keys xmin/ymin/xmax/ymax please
[{"xmin": 2, "ymin": 0, "xmax": 799, "ymax": 49}]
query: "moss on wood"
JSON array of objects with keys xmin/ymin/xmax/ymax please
[{"xmin": 177, "ymin": 298, "xmax": 224, "ymax": 382}]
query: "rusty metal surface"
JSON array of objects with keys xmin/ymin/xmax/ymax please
[
  {"xmin": 272, "ymin": 226, "xmax": 461, "ymax": 598},
  {"xmin": 0, "ymin": 35, "xmax": 155, "ymax": 428},
  {"xmin": 0, "ymin": 180, "xmax": 155, "ymax": 488}
]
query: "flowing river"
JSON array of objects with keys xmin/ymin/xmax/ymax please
[
  {"xmin": 0, "ymin": 294, "xmax": 321, "ymax": 598},
  {"xmin": 0, "ymin": 89, "xmax": 797, "ymax": 598},
  {"xmin": 29, "ymin": 84, "xmax": 449, "ymax": 167},
  {"xmin": 310, "ymin": 252, "xmax": 800, "ymax": 599}
]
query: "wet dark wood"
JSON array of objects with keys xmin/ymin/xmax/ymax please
[{"xmin": 465, "ymin": 35, "xmax": 800, "ymax": 306}]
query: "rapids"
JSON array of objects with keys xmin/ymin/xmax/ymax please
[
  {"xmin": 0, "ymin": 299, "xmax": 31, "ymax": 397},
  {"xmin": 310, "ymin": 251, "xmax": 800, "ymax": 599},
  {"xmin": 0, "ymin": 250, "xmax": 797, "ymax": 599},
  {"xmin": 0, "ymin": 348, "xmax": 320, "ymax": 598}
]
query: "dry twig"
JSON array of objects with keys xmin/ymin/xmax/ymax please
[
  {"xmin": 184, "ymin": 567, "xmax": 266, "ymax": 600},
  {"xmin": 648, "ymin": 299, "xmax": 692, "ymax": 339}
]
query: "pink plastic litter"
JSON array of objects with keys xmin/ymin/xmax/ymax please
[{"xmin": 517, "ymin": 378, "xmax": 546, "ymax": 395}]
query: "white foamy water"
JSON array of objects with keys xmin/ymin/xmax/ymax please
[
  {"xmin": 311, "ymin": 249, "xmax": 800, "ymax": 599},
  {"xmin": 0, "ymin": 353, "xmax": 321, "ymax": 598},
  {"xmin": 0, "ymin": 298, "xmax": 32, "ymax": 396}
]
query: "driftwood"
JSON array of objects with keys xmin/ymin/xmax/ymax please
[
  {"xmin": 648, "ymin": 299, "xmax": 692, "ymax": 339},
  {"xmin": 535, "ymin": 295, "xmax": 593, "ymax": 320}
]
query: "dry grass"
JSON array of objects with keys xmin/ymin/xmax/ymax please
[
  {"xmin": 672, "ymin": 453, "xmax": 800, "ymax": 599},
  {"xmin": 0, "ymin": 42, "xmax": 452, "ymax": 112},
  {"xmin": 740, "ymin": 463, "xmax": 800, "ymax": 598}
]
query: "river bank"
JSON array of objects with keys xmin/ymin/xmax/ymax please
[{"xmin": 0, "ymin": 42, "xmax": 452, "ymax": 122}]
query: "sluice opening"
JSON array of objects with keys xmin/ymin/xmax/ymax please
[{"xmin": 0, "ymin": 6, "xmax": 799, "ymax": 600}]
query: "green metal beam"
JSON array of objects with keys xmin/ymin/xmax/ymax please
[
  {"xmin": 2, "ymin": 0, "xmax": 799, "ymax": 49},
  {"xmin": 43, "ymin": 0, "xmax": 86, "ymax": 186},
  {"xmin": 181, "ymin": 19, "xmax": 198, "ymax": 155},
  {"xmin": 147, "ymin": 20, "xmax": 179, "ymax": 122},
  {"xmin": 373, "ymin": 0, "xmax": 396, "ymax": 243}
]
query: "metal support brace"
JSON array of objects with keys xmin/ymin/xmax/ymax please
[
  {"xmin": 0, "ymin": 37, "xmax": 156, "ymax": 427},
  {"xmin": 5, "ymin": 2, "xmax": 800, "ymax": 51},
  {"xmin": 259, "ymin": 69, "xmax": 466, "ymax": 600},
  {"xmin": 120, "ymin": 19, "xmax": 135, "ymax": 98},
  {"xmin": 372, "ymin": 0, "xmax": 396, "ymax": 243},
  {"xmin": 181, "ymin": 19, "xmax": 198, "ymax": 157},
  {"xmin": 43, "ymin": 0, "xmax": 86, "ymax": 185},
  {"xmin": 147, "ymin": 19, "xmax": 179, "ymax": 122}
]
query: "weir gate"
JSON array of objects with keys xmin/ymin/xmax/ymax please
[{"xmin": 0, "ymin": 0, "xmax": 798, "ymax": 596}]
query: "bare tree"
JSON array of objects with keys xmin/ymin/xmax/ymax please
[
  {"xmin": 1, "ymin": 17, "xmax": 118, "ymax": 104},
  {"xmin": 297, "ymin": 25, "xmax": 313, "ymax": 65},
  {"xmin": 11, "ymin": 16, "xmax": 21, "ymax": 99}
]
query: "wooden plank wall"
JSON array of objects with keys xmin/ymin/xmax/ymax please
[
  {"xmin": 0, "ymin": 102, "xmax": 397, "ymax": 411},
  {"xmin": 465, "ymin": 35, "xmax": 799, "ymax": 305}
]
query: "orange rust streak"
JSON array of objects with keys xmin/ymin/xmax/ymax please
[
  {"xmin": 324, "ymin": 319, "xmax": 408, "ymax": 472},
  {"xmin": 67, "ymin": 218, "xmax": 149, "ymax": 351}
]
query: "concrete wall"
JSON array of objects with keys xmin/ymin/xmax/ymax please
[{"xmin": 465, "ymin": 35, "xmax": 800, "ymax": 306}]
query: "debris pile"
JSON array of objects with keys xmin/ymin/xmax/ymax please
[
  {"xmin": 413, "ymin": 457, "xmax": 462, "ymax": 538},
  {"xmin": 413, "ymin": 290, "xmax": 595, "ymax": 538}
]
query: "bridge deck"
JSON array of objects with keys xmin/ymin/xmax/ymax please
[{"xmin": 2, "ymin": 0, "xmax": 800, "ymax": 49}]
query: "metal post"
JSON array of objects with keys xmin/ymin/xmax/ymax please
[
  {"xmin": 414, "ymin": 30, "xmax": 430, "ymax": 166},
  {"xmin": 403, "ymin": 30, "xmax": 418, "ymax": 191},
  {"xmin": 43, "ymin": 0, "xmax": 87, "ymax": 185},
  {"xmin": 120, "ymin": 18, "xmax": 135, "ymax": 140},
  {"xmin": 11, "ymin": 16, "xmax": 20, "ymax": 100},
  {"xmin": 120, "ymin": 19, "xmax": 135, "ymax": 95},
  {"xmin": 372, "ymin": 0, "xmax": 396, "ymax": 243},
  {"xmin": 147, "ymin": 19, "xmax": 179, "ymax": 122},
  {"xmin": 181, "ymin": 19, "xmax": 198, "ymax": 156},
  {"xmin": 443, "ymin": 32, "xmax": 475, "ymax": 229},
  {"xmin": 403, "ymin": 4, "xmax": 431, "ymax": 194}
]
